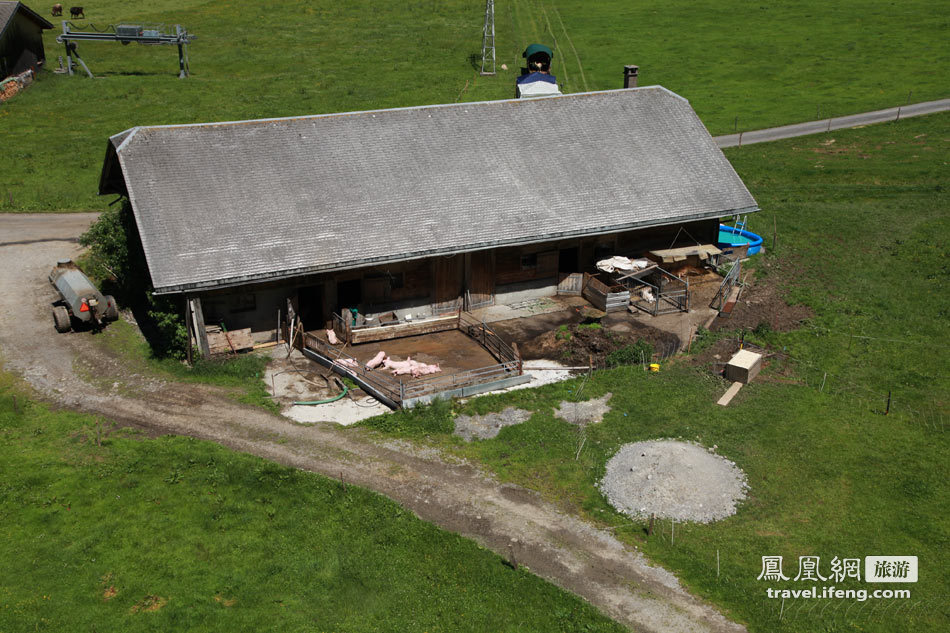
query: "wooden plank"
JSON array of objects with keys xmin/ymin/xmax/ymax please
[
  {"xmin": 350, "ymin": 315, "xmax": 458, "ymax": 344},
  {"xmin": 190, "ymin": 298, "xmax": 210, "ymax": 358},
  {"xmin": 615, "ymin": 264, "xmax": 659, "ymax": 281},
  {"xmin": 717, "ymin": 381, "xmax": 743, "ymax": 406},
  {"xmin": 649, "ymin": 244, "xmax": 722, "ymax": 261},
  {"xmin": 720, "ymin": 286, "xmax": 742, "ymax": 315},
  {"xmin": 207, "ymin": 328, "xmax": 254, "ymax": 354}
]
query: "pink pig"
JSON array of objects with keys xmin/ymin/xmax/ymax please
[{"xmin": 365, "ymin": 351, "xmax": 387, "ymax": 370}]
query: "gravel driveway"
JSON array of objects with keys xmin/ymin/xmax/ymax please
[{"xmin": 0, "ymin": 213, "xmax": 746, "ymax": 633}]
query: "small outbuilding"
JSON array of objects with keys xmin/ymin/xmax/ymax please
[{"xmin": 0, "ymin": 2, "xmax": 52, "ymax": 79}]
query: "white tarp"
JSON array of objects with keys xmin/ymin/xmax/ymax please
[{"xmin": 596, "ymin": 256, "xmax": 651, "ymax": 274}]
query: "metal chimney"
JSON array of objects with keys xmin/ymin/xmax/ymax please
[{"xmin": 623, "ymin": 65, "xmax": 639, "ymax": 88}]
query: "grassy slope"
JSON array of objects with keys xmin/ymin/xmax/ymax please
[
  {"xmin": 362, "ymin": 114, "xmax": 950, "ymax": 632},
  {"xmin": 2, "ymin": 0, "xmax": 947, "ymax": 211},
  {"xmin": 0, "ymin": 370, "xmax": 623, "ymax": 633}
]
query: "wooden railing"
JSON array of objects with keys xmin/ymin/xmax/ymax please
[
  {"xmin": 710, "ymin": 257, "xmax": 742, "ymax": 312},
  {"xmin": 458, "ymin": 311, "xmax": 519, "ymax": 364}
]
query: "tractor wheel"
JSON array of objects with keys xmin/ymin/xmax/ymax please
[
  {"xmin": 103, "ymin": 295, "xmax": 119, "ymax": 321},
  {"xmin": 52, "ymin": 305, "xmax": 72, "ymax": 333}
]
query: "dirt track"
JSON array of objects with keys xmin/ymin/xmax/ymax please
[{"xmin": 0, "ymin": 214, "xmax": 746, "ymax": 633}]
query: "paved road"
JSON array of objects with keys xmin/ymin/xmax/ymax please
[{"xmin": 715, "ymin": 98, "xmax": 950, "ymax": 148}]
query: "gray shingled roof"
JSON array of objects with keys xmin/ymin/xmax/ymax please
[
  {"xmin": 0, "ymin": 2, "xmax": 53, "ymax": 37},
  {"xmin": 101, "ymin": 87, "xmax": 758, "ymax": 295}
]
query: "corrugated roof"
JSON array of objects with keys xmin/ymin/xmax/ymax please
[{"xmin": 101, "ymin": 87, "xmax": 758, "ymax": 294}]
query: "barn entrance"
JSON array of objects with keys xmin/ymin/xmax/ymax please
[
  {"xmin": 336, "ymin": 279, "xmax": 362, "ymax": 315},
  {"xmin": 297, "ymin": 284, "xmax": 324, "ymax": 330}
]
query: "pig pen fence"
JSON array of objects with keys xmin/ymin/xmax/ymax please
[
  {"xmin": 624, "ymin": 268, "xmax": 689, "ymax": 316},
  {"xmin": 303, "ymin": 310, "xmax": 524, "ymax": 409}
]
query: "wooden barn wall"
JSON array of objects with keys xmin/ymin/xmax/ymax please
[
  {"xmin": 0, "ymin": 13, "xmax": 47, "ymax": 78},
  {"xmin": 359, "ymin": 259, "xmax": 432, "ymax": 305},
  {"xmin": 200, "ymin": 285, "xmax": 286, "ymax": 343},
  {"xmin": 494, "ymin": 244, "xmax": 559, "ymax": 285},
  {"xmin": 190, "ymin": 217, "xmax": 723, "ymax": 338},
  {"xmin": 613, "ymin": 219, "xmax": 719, "ymax": 258}
]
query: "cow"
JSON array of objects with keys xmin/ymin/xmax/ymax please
[
  {"xmin": 51, "ymin": 4, "xmax": 62, "ymax": 16},
  {"xmin": 69, "ymin": 6, "xmax": 84, "ymax": 19}
]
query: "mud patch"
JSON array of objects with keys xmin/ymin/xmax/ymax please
[
  {"xmin": 214, "ymin": 594, "xmax": 237, "ymax": 607},
  {"xmin": 600, "ymin": 440, "xmax": 748, "ymax": 523},
  {"xmin": 130, "ymin": 595, "xmax": 167, "ymax": 613},
  {"xmin": 711, "ymin": 268, "xmax": 813, "ymax": 334},
  {"xmin": 554, "ymin": 393, "xmax": 612, "ymax": 426},
  {"xmin": 519, "ymin": 322, "xmax": 680, "ymax": 367},
  {"xmin": 454, "ymin": 407, "xmax": 532, "ymax": 441},
  {"xmin": 689, "ymin": 338, "xmax": 741, "ymax": 373},
  {"xmin": 499, "ymin": 484, "xmax": 540, "ymax": 505}
]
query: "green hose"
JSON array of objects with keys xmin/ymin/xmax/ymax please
[{"xmin": 293, "ymin": 382, "xmax": 349, "ymax": 406}]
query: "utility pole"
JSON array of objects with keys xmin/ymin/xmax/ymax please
[{"xmin": 480, "ymin": 0, "xmax": 496, "ymax": 76}]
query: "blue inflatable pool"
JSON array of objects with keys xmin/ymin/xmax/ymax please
[{"xmin": 717, "ymin": 224, "xmax": 763, "ymax": 256}]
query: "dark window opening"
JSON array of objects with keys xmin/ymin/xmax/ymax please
[{"xmin": 520, "ymin": 253, "xmax": 538, "ymax": 270}]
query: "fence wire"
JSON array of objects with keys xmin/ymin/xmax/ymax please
[{"xmin": 699, "ymin": 333, "xmax": 947, "ymax": 430}]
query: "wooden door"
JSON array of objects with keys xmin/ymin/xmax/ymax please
[
  {"xmin": 467, "ymin": 250, "xmax": 494, "ymax": 308},
  {"xmin": 433, "ymin": 255, "xmax": 463, "ymax": 312}
]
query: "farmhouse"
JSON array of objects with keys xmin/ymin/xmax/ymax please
[
  {"xmin": 99, "ymin": 87, "xmax": 757, "ymax": 401},
  {"xmin": 0, "ymin": 1, "xmax": 52, "ymax": 79}
]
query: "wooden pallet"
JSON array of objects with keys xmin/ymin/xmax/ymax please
[{"xmin": 719, "ymin": 286, "xmax": 742, "ymax": 317}]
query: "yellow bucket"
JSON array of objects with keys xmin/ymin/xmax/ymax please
[{"xmin": 649, "ymin": 363, "xmax": 660, "ymax": 372}]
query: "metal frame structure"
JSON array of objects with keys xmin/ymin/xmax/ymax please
[
  {"xmin": 479, "ymin": 0, "xmax": 495, "ymax": 76},
  {"xmin": 56, "ymin": 21, "xmax": 196, "ymax": 78},
  {"xmin": 709, "ymin": 256, "xmax": 742, "ymax": 315},
  {"xmin": 623, "ymin": 267, "xmax": 690, "ymax": 316}
]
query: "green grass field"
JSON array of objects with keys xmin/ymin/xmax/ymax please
[
  {"xmin": 2, "ymin": 2, "xmax": 947, "ymax": 631},
  {"xmin": 0, "ymin": 369, "xmax": 624, "ymax": 632},
  {"xmin": 361, "ymin": 114, "xmax": 950, "ymax": 632},
  {"xmin": 2, "ymin": 0, "xmax": 947, "ymax": 211}
]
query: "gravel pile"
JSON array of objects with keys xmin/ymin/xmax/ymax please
[
  {"xmin": 453, "ymin": 407, "xmax": 532, "ymax": 441},
  {"xmin": 554, "ymin": 393, "xmax": 612, "ymax": 427},
  {"xmin": 599, "ymin": 440, "xmax": 748, "ymax": 523}
]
